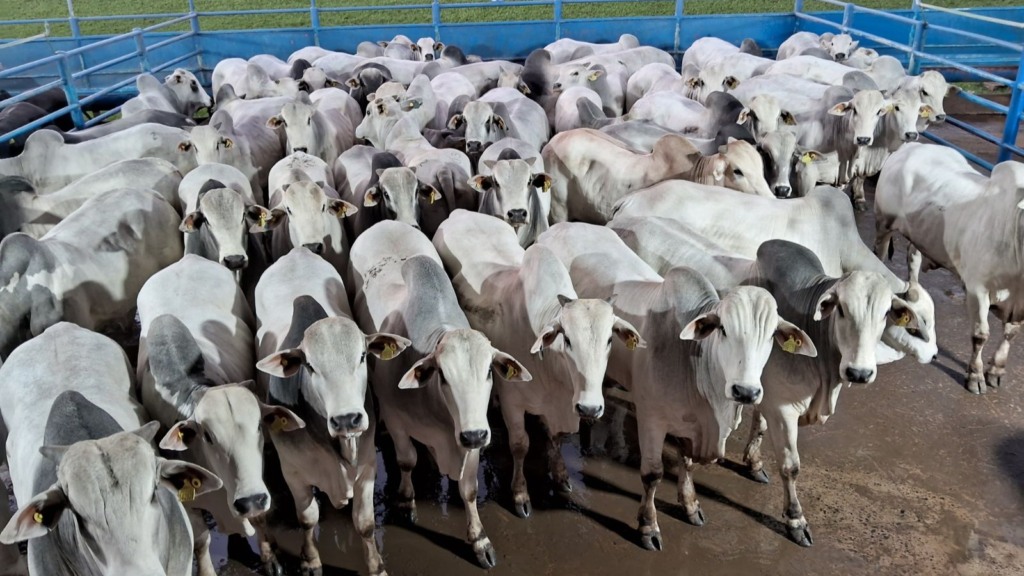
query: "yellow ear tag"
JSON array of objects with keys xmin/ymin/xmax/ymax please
[
  {"xmin": 381, "ymin": 342, "xmax": 398, "ymax": 361},
  {"xmin": 897, "ymin": 313, "xmax": 910, "ymax": 327},
  {"xmin": 626, "ymin": 334, "xmax": 639, "ymax": 351},
  {"xmin": 801, "ymin": 153, "xmax": 814, "ymax": 165},
  {"xmin": 542, "ymin": 180, "xmax": 551, "ymax": 193},
  {"xmin": 33, "ymin": 512, "xmax": 44, "ymax": 524},
  {"xmin": 782, "ymin": 335, "xmax": 801, "ymax": 354},
  {"xmin": 178, "ymin": 483, "xmax": 196, "ymax": 503},
  {"xmin": 429, "ymin": 190, "xmax": 441, "ymax": 205},
  {"xmin": 271, "ymin": 416, "xmax": 289, "ymax": 433},
  {"xmin": 506, "ymin": 364, "xmax": 518, "ymax": 379},
  {"xmin": 176, "ymin": 428, "xmax": 185, "ymax": 442},
  {"xmin": 258, "ymin": 211, "xmax": 268, "ymax": 228},
  {"xmin": 920, "ymin": 108, "xmax": 930, "ymax": 119}
]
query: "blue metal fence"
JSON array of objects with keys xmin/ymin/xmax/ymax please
[{"xmin": 0, "ymin": 1, "xmax": 1021, "ymax": 169}]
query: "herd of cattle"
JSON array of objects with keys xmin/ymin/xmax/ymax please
[{"xmin": 0, "ymin": 27, "xmax": 1020, "ymax": 576}]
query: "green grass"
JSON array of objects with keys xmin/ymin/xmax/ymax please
[{"xmin": 1, "ymin": 0, "xmax": 1017, "ymax": 39}]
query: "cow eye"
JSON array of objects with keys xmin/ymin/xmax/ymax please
[
  {"xmin": 570, "ymin": 71, "xmax": 579, "ymax": 77},
  {"xmin": 360, "ymin": 351, "xmax": 366, "ymax": 363},
  {"xmin": 203, "ymin": 430, "xmax": 213, "ymax": 444},
  {"xmin": 733, "ymin": 168, "xmax": 743, "ymax": 177},
  {"xmin": 837, "ymin": 304, "xmax": 845, "ymax": 318},
  {"xmin": 607, "ymin": 336, "xmax": 613, "ymax": 346},
  {"xmin": 305, "ymin": 362, "xmax": 316, "ymax": 374},
  {"xmin": 307, "ymin": 117, "xmax": 312, "ymax": 125},
  {"xmin": 286, "ymin": 207, "xmax": 293, "ymax": 215},
  {"xmin": 906, "ymin": 327, "xmax": 922, "ymax": 337},
  {"xmin": 894, "ymin": 104, "xmax": 901, "ymax": 112},
  {"xmin": 563, "ymin": 336, "xmax": 572, "ymax": 349},
  {"xmin": 921, "ymin": 89, "xmax": 929, "ymax": 97},
  {"xmin": 719, "ymin": 326, "xmax": 727, "ymax": 338}
]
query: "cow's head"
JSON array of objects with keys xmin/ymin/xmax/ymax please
[
  {"xmin": 828, "ymin": 89, "xmax": 890, "ymax": 146},
  {"xmin": 713, "ymin": 137, "xmax": 774, "ymax": 197},
  {"xmin": 820, "ymin": 32, "xmax": 859, "ymax": 62},
  {"xmin": 273, "ymin": 180, "xmax": 356, "ymax": 255},
  {"xmin": 472, "ymin": 158, "xmax": 550, "ymax": 230},
  {"xmin": 756, "ymin": 130, "xmax": 799, "ymax": 198},
  {"xmin": 737, "ymin": 94, "xmax": 797, "ymax": 141},
  {"xmin": 165, "ymin": 68, "xmax": 212, "ymax": 116},
  {"xmin": 364, "ymin": 166, "xmax": 438, "ymax": 230},
  {"xmin": 180, "ymin": 182, "xmax": 278, "ymax": 270},
  {"xmin": 450, "ymin": 101, "xmax": 507, "ymax": 157}
]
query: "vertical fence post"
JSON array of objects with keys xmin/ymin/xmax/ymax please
[
  {"xmin": 56, "ymin": 52, "xmax": 86, "ymax": 129},
  {"xmin": 134, "ymin": 28, "xmax": 150, "ymax": 73},
  {"xmin": 841, "ymin": 2, "xmax": 854, "ymax": 32},
  {"xmin": 65, "ymin": 0, "xmax": 81, "ymax": 40},
  {"xmin": 432, "ymin": 0, "xmax": 441, "ymax": 42},
  {"xmin": 794, "ymin": 0, "xmax": 804, "ymax": 12},
  {"xmin": 553, "ymin": 0, "xmax": 562, "ymax": 41},
  {"xmin": 310, "ymin": 0, "xmax": 321, "ymax": 47},
  {"xmin": 674, "ymin": 0, "xmax": 684, "ymax": 64},
  {"xmin": 999, "ymin": 51, "xmax": 1024, "ymax": 163},
  {"xmin": 907, "ymin": 0, "xmax": 923, "ymax": 74},
  {"xmin": 187, "ymin": 0, "xmax": 203, "ymax": 74}
]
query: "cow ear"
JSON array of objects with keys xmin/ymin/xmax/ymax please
[
  {"xmin": 177, "ymin": 141, "xmax": 193, "ymax": 153},
  {"xmin": 257, "ymin": 401, "xmax": 306, "ymax": 433},
  {"xmin": 328, "ymin": 198, "xmax": 358, "ymax": 218},
  {"xmin": 398, "ymin": 355, "xmax": 438, "ymax": 389},
  {"xmin": 0, "ymin": 486, "xmax": 66, "ymax": 544},
  {"xmin": 947, "ymin": 85, "xmax": 961, "ymax": 96},
  {"xmin": 711, "ymin": 157, "xmax": 727, "ymax": 182},
  {"xmin": 418, "ymin": 184, "xmax": 442, "ymax": 205},
  {"xmin": 366, "ymin": 333, "xmax": 412, "ymax": 360},
  {"xmin": 180, "ymin": 211, "xmax": 205, "ymax": 233},
  {"xmin": 888, "ymin": 297, "xmax": 919, "ymax": 331},
  {"xmin": 256, "ymin": 348, "xmax": 306, "ymax": 378},
  {"xmin": 530, "ymin": 322, "xmax": 563, "ymax": 355},
  {"xmin": 246, "ymin": 205, "xmax": 284, "ymax": 233},
  {"xmin": 774, "ymin": 319, "xmax": 817, "ymax": 357},
  {"xmin": 434, "ymin": 41, "xmax": 445, "ymax": 52},
  {"xmin": 781, "ymin": 110, "xmax": 797, "ymax": 125},
  {"xmin": 685, "ymin": 77, "xmax": 703, "ymax": 89},
  {"xmin": 492, "ymin": 115, "xmax": 507, "ymax": 130},
  {"xmin": 613, "ymin": 317, "xmax": 645, "ymax": 350},
  {"xmin": 346, "ymin": 77, "xmax": 361, "ymax": 89},
  {"xmin": 447, "ymin": 114, "xmax": 464, "ymax": 129},
  {"xmin": 469, "ymin": 175, "xmax": 494, "ymax": 193},
  {"xmin": 587, "ymin": 69, "xmax": 605, "ymax": 82},
  {"xmin": 130, "ymin": 420, "xmax": 162, "ymax": 444},
  {"xmin": 680, "ymin": 313, "xmax": 720, "ymax": 340},
  {"xmin": 814, "ymin": 289, "xmax": 839, "ymax": 321},
  {"xmin": 159, "ymin": 420, "xmax": 201, "ymax": 451},
  {"xmin": 481, "ymin": 159, "xmax": 498, "ymax": 171},
  {"xmin": 531, "ymin": 173, "xmax": 552, "ymax": 192},
  {"xmin": 828, "ymin": 101, "xmax": 852, "ymax": 116},
  {"xmin": 268, "ymin": 115, "xmax": 286, "ymax": 129},
  {"xmin": 492, "ymin": 350, "xmax": 532, "ymax": 382},
  {"xmin": 737, "ymin": 108, "xmax": 752, "ymax": 124},
  {"xmin": 157, "ymin": 459, "xmax": 223, "ymax": 500},
  {"xmin": 402, "ymin": 98, "xmax": 423, "ymax": 111},
  {"xmin": 517, "ymin": 81, "xmax": 532, "ymax": 95},
  {"xmin": 848, "ymin": 40, "xmax": 860, "ymax": 52},
  {"xmin": 39, "ymin": 445, "xmax": 70, "ymax": 463},
  {"xmin": 363, "ymin": 186, "xmax": 381, "ymax": 207},
  {"xmin": 723, "ymin": 76, "xmax": 740, "ymax": 90}
]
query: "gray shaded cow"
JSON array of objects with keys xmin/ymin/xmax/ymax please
[
  {"xmin": 434, "ymin": 211, "xmax": 642, "ymax": 517},
  {"xmin": 536, "ymin": 223, "xmax": 815, "ymax": 549},
  {"xmin": 0, "ymin": 188, "xmax": 182, "ymax": 359},
  {"xmin": 268, "ymin": 89, "xmax": 357, "ymax": 166},
  {"xmin": 0, "ymin": 322, "xmax": 220, "ymax": 576},
  {"xmin": 349, "ymin": 220, "xmax": 531, "ymax": 568},
  {"xmin": 448, "ymin": 87, "xmax": 549, "ymax": 159},
  {"xmin": 255, "ymin": 246, "xmax": 409, "ymax": 576},
  {"xmin": 473, "ymin": 148, "xmax": 552, "ymax": 247},
  {"xmin": 121, "ymin": 69, "xmax": 211, "ymax": 118}
]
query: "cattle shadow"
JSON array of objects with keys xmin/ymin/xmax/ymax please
[{"xmin": 995, "ymin": 431, "xmax": 1024, "ymax": 512}]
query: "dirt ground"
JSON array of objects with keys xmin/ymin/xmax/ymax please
[{"xmin": 202, "ymin": 116, "xmax": 1024, "ymax": 576}]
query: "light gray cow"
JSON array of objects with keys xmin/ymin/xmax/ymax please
[
  {"xmin": 544, "ymin": 34, "xmax": 640, "ymax": 64},
  {"xmin": 268, "ymin": 89, "xmax": 357, "ymax": 166},
  {"xmin": 137, "ymin": 255, "xmax": 302, "ymax": 576},
  {"xmin": 0, "ymin": 188, "xmax": 182, "ymax": 359},
  {"xmin": 0, "ymin": 322, "xmax": 220, "ymax": 576},
  {"xmin": 448, "ymin": 87, "xmax": 549, "ymax": 159},
  {"xmin": 206, "ymin": 95, "xmax": 292, "ymax": 193},
  {"xmin": 255, "ymin": 246, "xmax": 409, "ymax": 576},
  {"xmin": 611, "ymin": 181, "xmax": 938, "ymax": 365},
  {"xmin": 875, "ymin": 143, "xmax": 1024, "ymax": 393},
  {"xmin": 356, "ymin": 96, "xmax": 473, "ymax": 175},
  {"xmin": 121, "ymin": 69, "xmax": 211, "ymax": 118},
  {"xmin": 265, "ymin": 173, "xmax": 357, "ymax": 276},
  {"xmin": 0, "ymin": 124, "xmax": 196, "ymax": 192},
  {"xmin": 896, "ymin": 70, "xmax": 958, "ymax": 129},
  {"xmin": 473, "ymin": 149, "xmax": 552, "ymax": 247},
  {"xmin": 535, "ymin": 223, "xmax": 815, "ymax": 549},
  {"xmin": 349, "ymin": 220, "xmax": 532, "ymax": 569},
  {"xmin": 434, "ymin": 211, "xmax": 642, "ymax": 517},
  {"xmin": 777, "ymin": 31, "xmax": 860, "ymax": 61}
]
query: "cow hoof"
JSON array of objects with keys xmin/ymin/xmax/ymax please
[
  {"xmin": 555, "ymin": 478, "xmax": 572, "ymax": 495},
  {"xmin": 966, "ymin": 373, "xmax": 986, "ymax": 394},
  {"xmin": 854, "ymin": 199, "xmax": 867, "ymax": 212},
  {"xmin": 686, "ymin": 507, "xmax": 706, "ymax": 527},
  {"xmin": 515, "ymin": 499, "xmax": 532, "ymax": 519},
  {"xmin": 641, "ymin": 530, "xmax": 663, "ymax": 551},
  {"xmin": 747, "ymin": 468, "xmax": 770, "ymax": 484},
  {"xmin": 475, "ymin": 542, "xmax": 497, "ymax": 569},
  {"xmin": 787, "ymin": 524, "xmax": 814, "ymax": 547},
  {"xmin": 261, "ymin": 559, "xmax": 283, "ymax": 576},
  {"xmin": 986, "ymin": 367, "xmax": 1004, "ymax": 388}
]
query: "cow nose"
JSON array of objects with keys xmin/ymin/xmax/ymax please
[
  {"xmin": 552, "ymin": 82, "xmax": 562, "ymax": 91},
  {"xmin": 459, "ymin": 429, "xmax": 489, "ymax": 449},
  {"xmin": 303, "ymin": 242, "xmax": 325, "ymax": 255},
  {"xmin": 934, "ymin": 114, "xmax": 947, "ymax": 123},
  {"xmin": 233, "ymin": 494, "xmax": 270, "ymax": 516},
  {"xmin": 293, "ymin": 147, "xmax": 308, "ymax": 154},
  {"xmin": 903, "ymin": 132, "xmax": 919, "ymax": 142},
  {"xmin": 507, "ymin": 208, "xmax": 528, "ymax": 224},
  {"xmin": 575, "ymin": 403, "xmax": 603, "ymax": 420},
  {"xmin": 730, "ymin": 384, "xmax": 762, "ymax": 405},
  {"xmin": 844, "ymin": 367, "xmax": 874, "ymax": 384},
  {"xmin": 330, "ymin": 412, "xmax": 364, "ymax": 434},
  {"xmin": 856, "ymin": 136, "xmax": 871, "ymax": 146},
  {"xmin": 425, "ymin": 54, "xmax": 434, "ymax": 61},
  {"xmin": 835, "ymin": 52, "xmax": 847, "ymax": 60},
  {"xmin": 466, "ymin": 141, "xmax": 483, "ymax": 153},
  {"xmin": 774, "ymin": 185, "xmax": 792, "ymax": 198},
  {"xmin": 298, "ymin": 81, "xmax": 311, "ymax": 93},
  {"xmin": 222, "ymin": 255, "xmax": 247, "ymax": 270}
]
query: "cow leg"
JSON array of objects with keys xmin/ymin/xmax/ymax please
[
  {"xmin": 547, "ymin": 431, "xmax": 571, "ymax": 495},
  {"xmin": 742, "ymin": 409, "xmax": 770, "ymax": 483},
  {"xmin": 966, "ymin": 289, "xmax": 991, "ymax": 394},
  {"xmin": 500, "ymin": 402, "xmax": 532, "ymax": 518},
  {"xmin": 636, "ymin": 424, "xmax": 667, "ymax": 551},
  {"xmin": 907, "ymin": 244, "xmax": 923, "ymax": 283},
  {"xmin": 458, "ymin": 450, "xmax": 496, "ymax": 569},
  {"xmin": 353, "ymin": 465, "xmax": 386, "ymax": 576},
  {"xmin": 251, "ymin": 516, "xmax": 283, "ymax": 576},
  {"xmin": 392, "ymin": 432, "xmax": 419, "ymax": 524},
  {"xmin": 296, "ymin": 496, "xmax": 322, "ymax": 576},
  {"xmin": 764, "ymin": 408, "xmax": 812, "ymax": 547},
  {"xmin": 189, "ymin": 511, "xmax": 218, "ymax": 576},
  {"xmin": 986, "ymin": 320, "xmax": 1021, "ymax": 388},
  {"xmin": 676, "ymin": 456, "xmax": 704, "ymax": 526},
  {"xmin": 873, "ymin": 215, "xmax": 895, "ymax": 261}
]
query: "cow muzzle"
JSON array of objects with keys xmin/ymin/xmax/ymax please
[
  {"xmin": 835, "ymin": 52, "xmax": 847, "ymax": 61},
  {"xmin": 222, "ymin": 255, "xmax": 247, "ymax": 271},
  {"xmin": 330, "ymin": 412, "xmax": 366, "ymax": 437},
  {"xmin": 293, "ymin": 147, "xmax": 309, "ymax": 154},
  {"xmin": 844, "ymin": 366, "xmax": 875, "ymax": 384},
  {"xmin": 730, "ymin": 384, "xmax": 762, "ymax": 405},
  {"xmin": 233, "ymin": 493, "xmax": 270, "ymax": 517},
  {"xmin": 903, "ymin": 131, "xmax": 919, "ymax": 142},
  {"xmin": 933, "ymin": 114, "xmax": 947, "ymax": 123},
  {"xmin": 466, "ymin": 140, "xmax": 484, "ymax": 154},
  {"xmin": 855, "ymin": 136, "xmax": 872, "ymax": 146},
  {"xmin": 773, "ymin": 185, "xmax": 792, "ymax": 198},
  {"xmin": 303, "ymin": 242, "xmax": 325, "ymax": 255},
  {"xmin": 575, "ymin": 403, "xmax": 603, "ymax": 420},
  {"xmin": 507, "ymin": 208, "xmax": 528, "ymax": 226},
  {"xmin": 459, "ymin": 429, "xmax": 489, "ymax": 449}
]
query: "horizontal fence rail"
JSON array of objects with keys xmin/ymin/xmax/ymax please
[{"xmin": 0, "ymin": 1, "xmax": 1020, "ymax": 170}]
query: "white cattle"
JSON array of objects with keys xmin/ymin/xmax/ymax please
[
  {"xmin": 265, "ymin": 169, "xmax": 355, "ymax": 275},
  {"xmin": 777, "ymin": 31, "xmax": 860, "ymax": 62},
  {"xmin": 625, "ymin": 62, "xmax": 682, "ymax": 111},
  {"xmin": 535, "ymin": 223, "xmax": 815, "ymax": 549},
  {"xmin": 178, "ymin": 162, "xmax": 255, "ymax": 213},
  {"xmin": 0, "ymin": 323, "xmax": 218, "ymax": 576},
  {"xmin": 0, "ymin": 125, "xmax": 196, "ymax": 192},
  {"xmin": 566, "ymin": 46, "xmax": 674, "ymax": 78},
  {"xmin": 627, "ymin": 91, "xmax": 743, "ymax": 138},
  {"xmin": 551, "ymin": 62, "xmax": 625, "ymax": 116},
  {"xmin": 472, "ymin": 151, "xmax": 552, "ymax": 247},
  {"xmin": 611, "ymin": 181, "xmax": 938, "ymax": 364},
  {"xmin": 267, "ymin": 89, "xmax": 356, "ymax": 165},
  {"xmin": 434, "ymin": 210, "xmax": 642, "ymax": 517},
  {"xmin": 0, "ymin": 158, "xmax": 182, "ymax": 238},
  {"xmin": 207, "ymin": 95, "xmax": 292, "ymax": 193},
  {"xmin": 341, "ymin": 150, "xmax": 448, "ymax": 238},
  {"xmin": 875, "ymin": 143, "xmax": 1024, "ymax": 393},
  {"xmin": 448, "ymin": 87, "xmax": 549, "ymax": 159},
  {"xmin": 728, "ymin": 74, "xmax": 833, "ymax": 117},
  {"xmin": 554, "ymin": 85, "xmax": 603, "ymax": 133},
  {"xmin": 0, "ymin": 188, "xmax": 182, "ymax": 359},
  {"xmin": 544, "ymin": 34, "xmax": 640, "ymax": 64},
  {"xmin": 121, "ymin": 69, "xmax": 211, "ymax": 118},
  {"xmin": 685, "ymin": 52, "xmax": 773, "ymax": 103},
  {"xmin": 764, "ymin": 55, "xmax": 907, "ymax": 93},
  {"xmin": 478, "ymin": 137, "xmax": 544, "ymax": 173},
  {"xmin": 254, "ymin": 247, "xmax": 408, "ymax": 576},
  {"xmin": 179, "ymin": 179, "xmax": 276, "ymax": 276},
  {"xmin": 737, "ymin": 94, "xmax": 797, "ymax": 141},
  {"xmin": 137, "ymin": 256, "xmax": 299, "ymax": 576},
  {"xmin": 544, "ymin": 129, "xmax": 772, "ymax": 223},
  {"xmin": 681, "ymin": 37, "xmax": 744, "ymax": 71},
  {"xmin": 895, "ymin": 70, "xmax": 958, "ymax": 129},
  {"xmin": 447, "ymin": 60, "xmax": 525, "ymax": 96},
  {"xmin": 349, "ymin": 221, "xmax": 531, "ymax": 569},
  {"xmin": 357, "ymin": 96, "xmax": 472, "ymax": 175},
  {"xmin": 430, "ymin": 71, "xmax": 479, "ymax": 125},
  {"xmin": 796, "ymin": 88, "xmax": 892, "ymax": 188}
]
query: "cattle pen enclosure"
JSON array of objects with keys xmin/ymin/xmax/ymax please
[{"xmin": 2, "ymin": 2, "xmax": 1024, "ymax": 576}]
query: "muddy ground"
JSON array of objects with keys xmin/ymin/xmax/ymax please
[{"xmin": 205, "ymin": 117, "xmax": 1024, "ymax": 576}]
